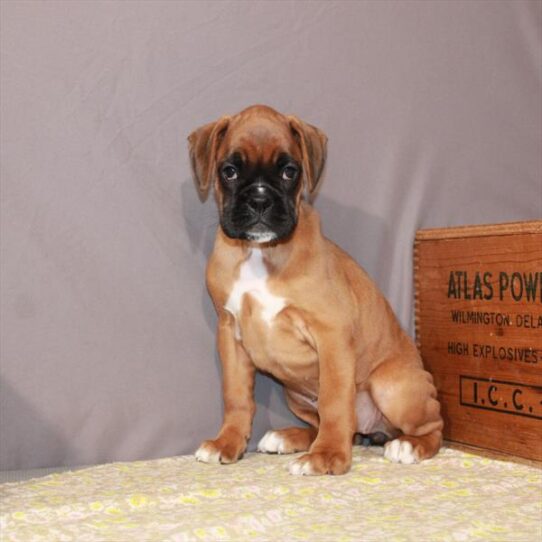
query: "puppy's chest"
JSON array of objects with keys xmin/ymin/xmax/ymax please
[
  {"xmin": 224, "ymin": 249, "xmax": 286, "ymax": 340},
  {"xmin": 221, "ymin": 249, "xmax": 319, "ymax": 384}
]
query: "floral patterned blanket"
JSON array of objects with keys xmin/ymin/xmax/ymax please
[{"xmin": 1, "ymin": 446, "xmax": 540, "ymax": 541}]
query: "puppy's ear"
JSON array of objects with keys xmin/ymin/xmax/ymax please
[
  {"xmin": 288, "ymin": 116, "xmax": 327, "ymax": 193},
  {"xmin": 188, "ymin": 116, "xmax": 231, "ymax": 201}
]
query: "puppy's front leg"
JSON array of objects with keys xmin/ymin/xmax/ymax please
[
  {"xmin": 195, "ymin": 313, "xmax": 256, "ymax": 464},
  {"xmin": 289, "ymin": 330, "xmax": 356, "ymax": 475}
]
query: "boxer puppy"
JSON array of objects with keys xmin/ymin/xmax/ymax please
[{"xmin": 188, "ymin": 105, "xmax": 442, "ymax": 475}]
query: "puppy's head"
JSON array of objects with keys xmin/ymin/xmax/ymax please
[{"xmin": 188, "ymin": 105, "xmax": 327, "ymax": 244}]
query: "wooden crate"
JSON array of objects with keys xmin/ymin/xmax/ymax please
[{"xmin": 414, "ymin": 221, "xmax": 542, "ymax": 462}]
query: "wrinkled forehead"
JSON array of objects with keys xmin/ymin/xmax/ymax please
[{"xmin": 219, "ymin": 114, "xmax": 301, "ymax": 165}]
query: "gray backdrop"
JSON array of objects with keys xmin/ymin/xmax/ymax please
[{"xmin": 1, "ymin": 0, "xmax": 541, "ymax": 470}]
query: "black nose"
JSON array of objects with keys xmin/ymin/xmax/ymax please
[{"xmin": 247, "ymin": 194, "xmax": 272, "ymax": 214}]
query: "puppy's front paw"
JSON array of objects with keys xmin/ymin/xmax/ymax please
[
  {"xmin": 288, "ymin": 450, "xmax": 351, "ymax": 476},
  {"xmin": 195, "ymin": 437, "xmax": 245, "ymax": 465}
]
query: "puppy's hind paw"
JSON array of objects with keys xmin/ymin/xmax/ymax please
[
  {"xmin": 258, "ymin": 431, "xmax": 288, "ymax": 454},
  {"xmin": 384, "ymin": 438, "xmax": 418, "ymax": 464}
]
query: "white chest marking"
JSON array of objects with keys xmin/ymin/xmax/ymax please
[{"xmin": 225, "ymin": 249, "xmax": 286, "ymax": 339}]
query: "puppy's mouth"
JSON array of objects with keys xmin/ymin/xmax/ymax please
[
  {"xmin": 243, "ymin": 221, "xmax": 279, "ymax": 244},
  {"xmin": 220, "ymin": 214, "xmax": 296, "ymax": 245}
]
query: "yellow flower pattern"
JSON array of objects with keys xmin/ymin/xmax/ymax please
[{"xmin": 0, "ymin": 446, "xmax": 540, "ymax": 541}]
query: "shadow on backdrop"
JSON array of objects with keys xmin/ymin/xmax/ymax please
[{"xmin": 0, "ymin": 380, "xmax": 77, "ymax": 470}]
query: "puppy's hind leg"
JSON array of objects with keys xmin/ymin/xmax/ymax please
[{"xmin": 368, "ymin": 357, "xmax": 443, "ymax": 464}]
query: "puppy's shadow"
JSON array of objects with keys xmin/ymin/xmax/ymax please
[
  {"xmin": 180, "ymin": 176, "xmax": 218, "ymax": 332},
  {"xmin": 313, "ymin": 193, "xmax": 390, "ymax": 295}
]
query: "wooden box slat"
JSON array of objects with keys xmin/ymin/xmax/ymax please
[{"xmin": 414, "ymin": 221, "xmax": 542, "ymax": 462}]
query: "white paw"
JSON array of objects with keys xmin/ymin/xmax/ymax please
[
  {"xmin": 195, "ymin": 444, "xmax": 221, "ymax": 464},
  {"xmin": 384, "ymin": 439, "xmax": 419, "ymax": 464},
  {"xmin": 288, "ymin": 458, "xmax": 315, "ymax": 476},
  {"xmin": 257, "ymin": 431, "xmax": 287, "ymax": 454}
]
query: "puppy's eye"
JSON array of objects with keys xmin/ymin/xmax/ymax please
[
  {"xmin": 221, "ymin": 165, "xmax": 238, "ymax": 181},
  {"xmin": 281, "ymin": 165, "xmax": 298, "ymax": 182}
]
